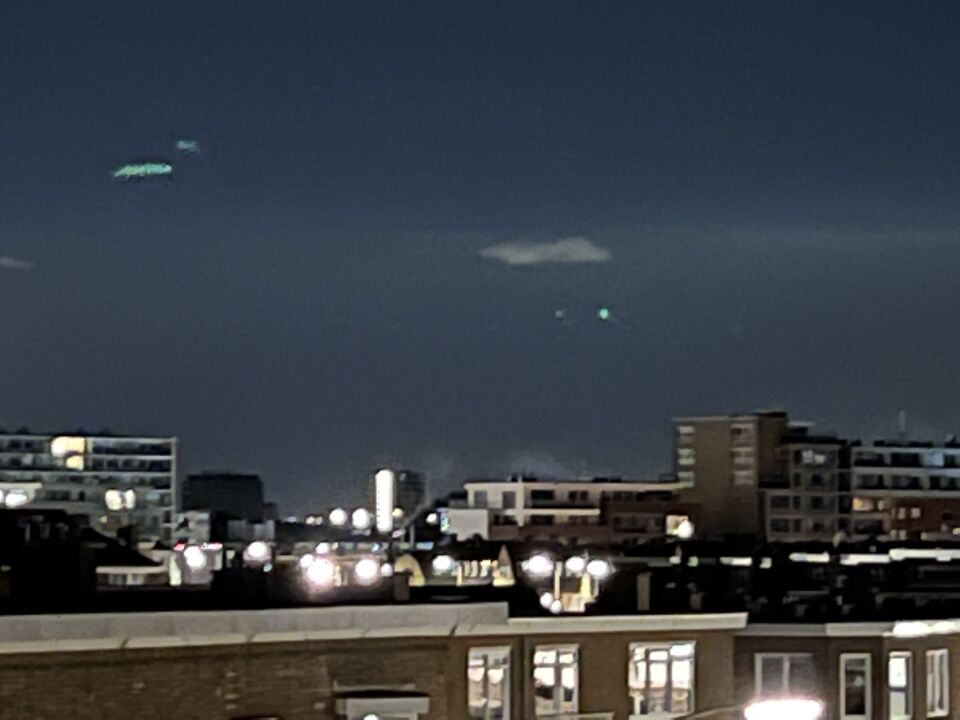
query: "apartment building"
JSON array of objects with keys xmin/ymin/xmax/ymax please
[
  {"xmin": 764, "ymin": 431, "xmax": 851, "ymax": 542},
  {"xmin": 0, "ymin": 602, "xmax": 744, "ymax": 720},
  {"xmin": 737, "ymin": 620, "xmax": 960, "ymax": 720},
  {"xmin": 850, "ymin": 441, "xmax": 960, "ymax": 540},
  {"xmin": 673, "ymin": 411, "xmax": 790, "ymax": 538},
  {"xmin": 0, "ymin": 431, "xmax": 176, "ymax": 543},
  {"xmin": 447, "ymin": 476, "xmax": 696, "ymax": 543},
  {"xmin": 4, "ymin": 600, "xmax": 960, "ymax": 720}
]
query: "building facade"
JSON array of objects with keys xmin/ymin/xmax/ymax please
[
  {"xmin": 3, "ymin": 601, "xmax": 960, "ymax": 720},
  {"xmin": 450, "ymin": 477, "xmax": 695, "ymax": 543},
  {"xmin": 763, "ymin": 431, "xmax": 851, "ymax": 542},
  {"xmin": 0, "ymin": 432, "xmax": 176, "ymax": 543},
  {"xmin": 673, "ymin": 412, "xmax": 790, "ymax": 538},
  {"xmin": 850, "ymin": 441, "xmax": 960, "ymax": 541}
]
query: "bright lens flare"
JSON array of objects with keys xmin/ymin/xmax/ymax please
[{"xmin": 744, "ymin": 699, "xmax": 823, "ymax": 720}]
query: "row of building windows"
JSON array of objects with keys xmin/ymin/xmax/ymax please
[{"xmin": 468, "ymin": 646, "xmax": 950, "ymax": 720}]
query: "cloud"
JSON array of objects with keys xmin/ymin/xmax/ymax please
[
  {"xmin": 0, "ymin": 256, "xmax": 33, "ymax": 271},
  {"xmin": 480, "ymin": 237, "xmax": 611, "ymax": 266}
]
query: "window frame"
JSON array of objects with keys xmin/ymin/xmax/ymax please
[
  {"xmin": 840, "ymin": 653, "xmax": 872, "ymax": 720},
  {"xmin": 627, "ymin": 641, "xmax": 696, "ymax": 719},
  {"xmin": 532, "ymin": 644, "xmax": 579, "ymax": 716},
  {"xmin": 754, "ymin": 652, "xmax": 816, "ymax": 698},
  {"xmin": 925, "ymin": 649, "xmax": 949, "ymax": 718},
  {"xmin": 889, "ymin": 651, "xmax": 914, "ymax": 720},
  {"xmin": 468, "ymin": 646, "xmax": 511, "ymax": 720}
]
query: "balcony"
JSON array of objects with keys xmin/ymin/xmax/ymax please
[{"xmin": 542, "ymin": 714, "xmax": 614, "ymax": 720}]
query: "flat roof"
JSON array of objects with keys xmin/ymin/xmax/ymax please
[{"xmin": 0, "ymin": 605, "xmax": 748, "ymax": 654}]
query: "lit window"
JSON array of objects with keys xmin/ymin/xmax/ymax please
[
  {"xmin": 926, "ymin": 649, "xmax": 948, "ymax": 718},
  {"xmin": 910, "ymin": 507, "xmax": 922, "ymax": 520},
  {"xmin": 841, "ymin": 654, "xmax": 871, "ymax": 720},
  {"xmin": 468, "ymin": 647, "xmax": 510, "ymax": 720},
  {"xmin": 533, "ymin": 645, "xmax": 578, "ymax": 716},
  {"xmin": 629, "ymin": 642, "xmax": 694, "ymax": 717},
  {"xmin": 852, "ymin": 498, "xmax": 875, "ymax": 512},
  {"xmin": 755, "ymin": 653, "xmax": 816, "ymax": 697},
  {"xmin": 889, "ymin": 651, "xmax": 913, "ymax": 720}
]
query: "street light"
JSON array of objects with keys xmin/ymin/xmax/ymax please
[
  {"xmin": 329, "ymin": 507, "xmax": 348, "ymax": 526},
  {"xmin": 354, "ymin": 557, "xmax": 380, "ymax": 584},
  {"xmin": 432, "ymin": 554, "xmax": 457, "ymax": 574},
  {"xmin": 744, "ymin": 700, "xmax": 822, "ymax": 720},
  {"xmin": 352, "ymin": 508, "xmax": 372, "ymax": 531},
  {"xmin": 306, "ymin": 557, "xmax": 336, "ymax": 587},
  {"xmin": 244, "ymin": 541, "xmax": 270, "ymax": 564},
  {"xmin": 524, "ymin": 553, "xmax": 555, "ymax": 578},
  {"xmin": 586, "ymin": 558, "xmax": 613, "ymax": 579}
]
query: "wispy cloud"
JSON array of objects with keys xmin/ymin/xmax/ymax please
[
  {"xmin": 480, "ymin": 237, "xmax": 611, "ymax": 266},
  {"xmin": 0, "ymin": 256, "xmax": 33, "ymax": 271}
]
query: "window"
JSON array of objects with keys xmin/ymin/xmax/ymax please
[
  {"xmin": 468, "ymin": 647, "xmax": 510, "ymax": 720},
  {"xmin": 502, "ymin": 491, "xmax": 516, "ymax": 509},
  {"xmin": 474, "ymin": 491, "xmax": 489, "ymax": 508},
  {"xmin": 628, "ymin": 642, "xmax": 694, "ymax": 717},
  {"xmin": 910, "ymin": 507, "xmax": 922, "ymax": 520},
  {"xmin": 755, "ymin": 653, "xmax": 816, "ymax": 697},
  {"xmin": 533, "ymin": 645, "xmax": 578, "ymax": 716},
  {"xmin": 841, "ymin": 654, "xmax": 871, "ymax": 720},
  {"xmin": 770, "ymin": 519, "xmax": 790, "ymax": 533},
  {"xmin": 889, "ymin": 651, "xmax": 913, "ymax": 720},
  {"xmin": 770, "ymin": 495, "xmax": 791, "ymax": 510},
  {"xmin": 926, "ymin": 649, "xmax": 948, "ymax": 718}
]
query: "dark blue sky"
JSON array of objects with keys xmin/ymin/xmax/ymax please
[{"xmin": 3, "ymin": 1, "xmax": 960, "ymax": 511}]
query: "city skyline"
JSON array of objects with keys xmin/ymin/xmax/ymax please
[{"xmin": 4, "ymin": 1, "xmax": 960, "ymax": 511}]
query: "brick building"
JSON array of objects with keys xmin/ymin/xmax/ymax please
[{"xmin": 4, "ymin": 600, "xmax": 960, "ymax": 720}]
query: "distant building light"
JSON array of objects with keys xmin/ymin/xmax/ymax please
[
  {"xmin": 316, "ymin": 542, "xmax": 331, "ymax": 555},
  {"xmin": 354, "ymin": 557, "xmax": 379, "ymax": 584},
  {"xmin": 50, "ymin": 436, "xmax": 85, "ymax": 458},
  {"xmin": 104, "ymin": 489, "xmax": 136, "ymax": 511},
  {"xmin": 840, "ymin": 553, "xmax": 891, "ymax": 566},
  {"xmin": 374, "ymin": 468, "xmax": 396, "ymax": 534},
  {"xmin": 524, "ymin": 553, "xmax": 555, "ymax": 578},
  {"xmin": 380, "ymin": 563, "xmax": 394, "ymax": 578},
  {"xmin": 183, "ymin": 545, "xmax": 207, "ymax": 570},
  {"xmin": 351, "ymin": 508, "xmax": 372, "ymax": 531},
  {"xmin": 720, "ymin": 557, "xmax": 753, "ymax": 567},
  {"xmin": 666, "ymin": 515, "xmax": 695, "ymax": 539},
  {"xmin": 564, "ymin": 556, "xmax": 587, "ymax": 576},
  {"xmin": 426, "ymin": 512, "xmax": 439, "ymax": 525},
  {"xmin": 3, "ymin": 489, "xmax": 30, "ymax": 509},
  {"xmin": 586, "ymin": 559, "xmax": 613, "ymax": 579},
  {"xmin": 298, "ymin": 554, "xmax": 315, "ymax": 569},
  {"xmin": 540, "ymin": 592, "xmax": 555, "ymax": 609},
  {"xmin": 759, "ymin": 557, "xmax": 773, "ymax": 569},
  {"xmin": 306, "ymin": 558, "xmax": 336, "ymax": 586},
  {"xmin": 329, "ymin": 507, "xmax": 348, "ymax": 527},
  {"xmin": 549, "ymin": 599, "xmax": 563, "ymax": 614},
  {"xmin": 432, "ymin": 554, "xmax": 457, "ymax": 575},
  {"xmin": 244, "ymin": 541, "xmax": 270, "ymax": 563},
  {"xmin": 789, "ymin": 552, "xmax": 830, "ymax": 564}
]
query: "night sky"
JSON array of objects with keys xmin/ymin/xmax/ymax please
[{"xmin": 3, "ymin": 2, "xmax": 960, "ymax": 512}]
